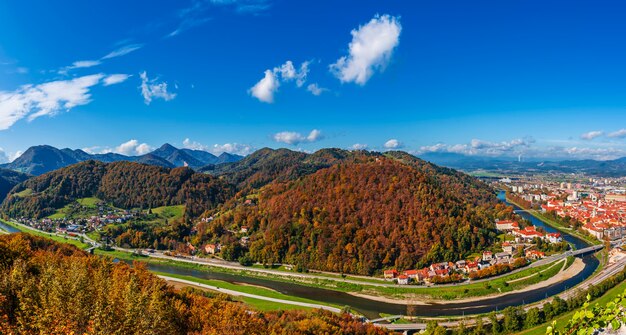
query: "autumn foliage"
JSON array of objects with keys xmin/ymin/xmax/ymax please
[
  {"xmin": 202, "ymin": 154, "xmax": 512, "ymax": 275},
  {"xmin": 0, "ymin": 233, "xmax": 388, "ymax": 335},
  {"xmin": 1, "ymin": 160, "xmax": 234, "ymax": 219}
]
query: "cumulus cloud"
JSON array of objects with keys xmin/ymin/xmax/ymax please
[
  {"xmin": 113, "ymin": 139, "xmax": 154, "ymax": 156},
  {"xmin": 0, "ymin": 74, "xmax": 107, "ymax": 130},
  {"xmin": 350, "ymin": 143, "xmax": 368, "ymax": 150},
  {"xmin": 419, "ymin": 137, "xmax": 626, "ymax": 160},
  {"xmin": 140, "ymin": 71, "xmax": 177, "ymax": 105},
  {"xmin": 249, "ymin": 60, "xmax": 310, "ymax": 103},
  {"xmin": 419, "ymin": 138, "xmax": 533, "ymax": 156},
  {"xmin": 306, "ymin": 83, "xmax": 327, "ymax": 96},
  {"xmin": 273, "ymin": 129, "xmax": 323, "ymax": 145},
  {"xmin": 103, "ymin": 74, "xmax": 131, "ymax": 86},
  {"xmin": 580, "ymin": 130, "xmax": 604, "ymax": 140},
  {"xmin": 384, "ymin": 139, "xmax": 401, "ymax": 149},
  {"xmin": 0, "ymin": 148, "xmax": 21, "ymax": 163},
  {"xmin": 330, "ymin": 14, "xmax": 401, "ymax": 85},
  {"xmin": 102, "ymin": 44, "xmax": 143, "ymax": 60},
  {"xmin": 608, "ymin": 129, "xmax": 626, "ymax": 139},
  {"xmin": 559, "ymin": 146, "xmax": 626, "ymax": 160},
  {"xmin": 249, "ymin": 70, "xmax": 279, "ymax": 103},
  {"xmin": 182, "ymin": 138, "xmax": 253, "ymax": 156}
]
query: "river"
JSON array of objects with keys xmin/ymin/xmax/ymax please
[
  {"xmin": 135, "ymin": 191, "xmax": 598, "ymax": 319},
  {"xmin": 0, "ymin": 220, "xmax": 21, "ymax": 233}
]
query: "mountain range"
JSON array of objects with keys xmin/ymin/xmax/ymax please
[
  {"xmin": 417, "ymin": 152, "xmax": 626, "ymax": 177},
  {"xmin": 3, "ymin": 143, "xmax": 626, "ymax": 181},
  {"xmin": 0, "ymin": 143, "xmax": 243, "ymax": 176}
]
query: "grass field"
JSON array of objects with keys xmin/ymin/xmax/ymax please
[
  {"xmin": 14, "ymin": 188, "xmax": 33, "ymax": 197},
  {"xmin": 47, "ymin": 197, "xmax": 103, "ymax": 219},
  {"xmin": 151, "ymin": 205, "xmax": 185, "ymax": 220},
  {"xmin": 237, "ymin": 297, "xmax": 314, "ymax": 311},
  {"xmin": 77, "ymin": 197, "xmax": 101, "ymax": 208},
  {"xmin": 152, "ymin": 271, "xmax": 342, "ymax": 312}
]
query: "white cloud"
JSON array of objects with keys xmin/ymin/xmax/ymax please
[
  {"xmin": 306, "ymin": 83, "xmax": 327, "ymax": 96},
  {"xmin": 113, "ymin": 139, "xmax": 153, "ymax": 156},
  {"xmin": 167, "ymin": 17, "xmax": 212, "ymax": 38},
  {"xmin": 182, "ymin": 138, "xmax": 253, "ymax": 156},
  {"xmin": 419, "ymin": 138, "xmax": 533, "ymax": 156},
  {"xmin": 276, "ymin": 60, "xmax": 309, "ymax": 87},
  {"xmin": 580, "ymin": 130, "xmax": 604, "ymax": 140},
  {"xmin": 9, "ymin": 150, "xmax": 22, "ymax": 162},
  {"xmin": 0, "ymin": 74, "xmax": 106, "ymax": 130},
  {"xmin": 249, "ymin": 60, "xmax": 310, "ymax": 103},
  {"xmin": 58, "ymin": 60, "xmax": 102, "ymax": 75},
  {"xmin": 418, "ymin": 137, "xmax": 626, "ymax": 160},
  {"xmin": 140, "ymin": 71, "xmax": 177, "ymax": 105},
  {"xmin": 0, "ymin": 148, "xmax": 21, "ymax": 163},
  {"xmin": 384, "ymin": 139, "xmax": 401, "ymax": 149},
  {"xmin": 273, "ymin": 129, "xmax": 323, "ymax": 145},
  {"xmin": 103, "ymin": 74, "xmax": 131, "ymax": 86},
  {"xmin": 249, "ymin": 69, "xmax": 279, "ymax": 103},
  {"xmin": 608, "ymin": 129, "xmax": 626, "ymax": 139},
  {"xmin": 557, "ymin": 146, "xmax": 626, "ymax": 161},
  {"xmin": 70, "ymin": 60, "xmax": 101, "ymax": 69},
  {"xmin": 330, "ymin": 14, "xmax": 401, "ymax": 85},
  {"xmin": 211, "ymin": 143, "xmax": 253, "ymax": 156},
  {"xmin": 0, "ymin": 148, "xmax": 8, "ymax": 163},
  {"xmin": 102, "ymin": 44, "xmax": 143, "ymax": 60},
  {"xmin": 350, "ymin": 143, "xmax": 368, "ymax": 150}
]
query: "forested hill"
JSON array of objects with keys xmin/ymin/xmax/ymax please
[
  {"xmin": 1, "ymin": 160, "xmax": 234, "ymax": 219},
  {"xmin": 0, "ymin": 169, "xmax": 30, "ymax": 202},
  {"xmin": 200, "ymin": 147, "xmax": 376, "ymax": 190},
  {"xmin": 1, "ymin": 149, "xmax": 512, "ymax": 275},
  {"xmin": 199, "ymin": 154, "xmax": 512, "ymax": 275}
]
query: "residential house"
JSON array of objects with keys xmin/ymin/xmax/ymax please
[
  {"xmin": 205, "ymin": 243, "xmax": 220, "ymax": 254},
  {"xmin": 502, "ymin": 242, "xmax": 514, "ymax": 254},
  {"xmin": 525, "ymin": 250, "xmax": 545, "ymax": 260},
  {"xmin": 383, "ymin": 269, "xmax": 398, "ymax": 279},
  {"xmin": 495, "ymin": 220, "xmax": 520, "ymax": 232},
  {"xmin": 403, "ymin": 270, "xmax": 419, "ymax": 280}
]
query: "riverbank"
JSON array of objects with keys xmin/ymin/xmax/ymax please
[{"xmin": 349, "ymin": 258, "xmax": 583, "ymax": 305}]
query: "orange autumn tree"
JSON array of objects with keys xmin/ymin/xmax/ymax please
[{"xmin": 0, "ymin": 233, "xmax": 388, "ymax": 335}]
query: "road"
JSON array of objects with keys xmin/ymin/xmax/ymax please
[{"xmin": 157, "ymin": 274, "xmax": 342, "ymax": 313}]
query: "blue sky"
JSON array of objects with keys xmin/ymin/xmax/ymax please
[{"xmin": 1, "ymin": 0, "xmax": 626, "ymax": 161}]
